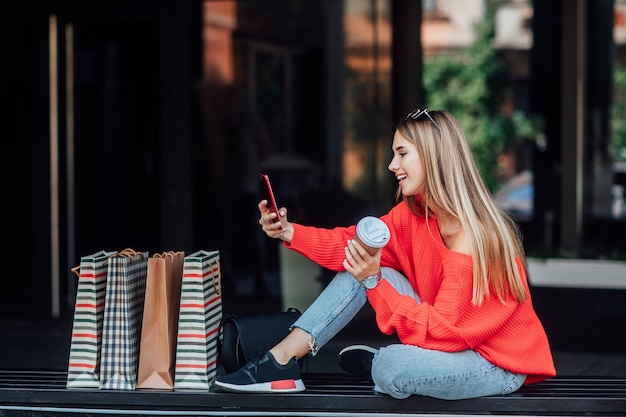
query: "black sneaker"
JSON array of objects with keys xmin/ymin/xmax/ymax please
[
  {"xmin": 338, "ymin": 345, "xmax": 378, "ymax": 381},
  {"xmin": 214, "ymin": 351, "xmax": 305, "ymax": 393}
]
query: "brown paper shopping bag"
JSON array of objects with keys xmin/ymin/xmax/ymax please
[
  {"xmin": 174, "ymin": 250, "xmax": 221, "ymax": 390},
  {"xmin": 99, "ymin": 248, "xmax": 149, "ymax": 390},
  {"xmin": 66, "ymin": 250, "xmax": 117, "ymax": 388},
  {"xmin": 137, "ymin": 251, "xmax": 185, "ymax": 390}
]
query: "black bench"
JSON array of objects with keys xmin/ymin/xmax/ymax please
[{"xmin": 1, "ymin": 370, "xmax": 625, "ymax": 416}]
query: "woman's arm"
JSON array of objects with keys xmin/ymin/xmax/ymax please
[{"xmin": 369, "ymin": 256, "xmax": 520, "ymax": 351}]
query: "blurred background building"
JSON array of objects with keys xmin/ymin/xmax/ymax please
[{"xmin": 1, "ymin": 0, "xmax": 625, "ymax": 359}]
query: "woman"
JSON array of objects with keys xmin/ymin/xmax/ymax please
[{"xmin": 214, "ymin": 109, "xmax": 556, "ymax": 400}]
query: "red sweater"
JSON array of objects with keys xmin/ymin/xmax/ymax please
[{"xmin": 286, "ymin": 202, "xmax": 556, "ymax": 384}]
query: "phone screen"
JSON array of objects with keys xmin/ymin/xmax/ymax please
[{"xmin": 259, "ymin": 174, "xmax": 280, "ymax": 222}]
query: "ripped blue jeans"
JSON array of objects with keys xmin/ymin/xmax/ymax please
[{"xmin": 291, "ymin": 267, "xmax": 527, "ymax": 400}]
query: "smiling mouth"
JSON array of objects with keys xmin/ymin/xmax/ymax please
[{"xmin": 397, "ymin": 174, "xmax": 407, "ymax": 183}]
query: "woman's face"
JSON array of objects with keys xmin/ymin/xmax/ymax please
[{"xmin": 388, "ymin": 130, "xmax": 425, "ymax": 196}]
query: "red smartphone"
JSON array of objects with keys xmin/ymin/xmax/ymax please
[{"xmin": 259, "ymin": 173, "xmax": 280, "ymax": 223}]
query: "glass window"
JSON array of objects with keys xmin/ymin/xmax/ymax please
[
  {"xmin": 612, "ymin": 0, "xmax": 626, "ymax": 220},
  {"xmin": 343, "ymin": 0, "xmax": 392, "ymax": 204},
  {"xmin": 422, "ymin": 0, "xmax": 539, "ymax": 223}
]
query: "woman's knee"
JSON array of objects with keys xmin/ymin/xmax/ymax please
[
  {"xmin": 371, "ymin": 345, "xmax": 414, "ymax": 399},
  {"xmin": 379, "ymin": 268, "xmax": 421, "ymax": 302},
  {"xmin": 371, "ymin": 345, "xmax": 527, "ymax": 400}
]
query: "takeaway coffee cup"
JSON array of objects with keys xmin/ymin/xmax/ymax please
[{"xmin": 354, "ymin": 216, "xmax": 391, "ymax": 256}]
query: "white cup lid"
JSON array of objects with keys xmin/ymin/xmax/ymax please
[{"xmin": 356, "ymin": 216, "xmax": 390, "ymax": 248}]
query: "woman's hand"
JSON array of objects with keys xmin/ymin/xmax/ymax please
[
  {"xmin": 343, "ymin": 239, "xmax": 381, "ymax": 282},
  {"xmin": 258, "ymin": 200, "xmax": 294, "ymax": 243}
]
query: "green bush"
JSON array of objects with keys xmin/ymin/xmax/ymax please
[
  {"xmin": 423, "ymin": 0, "xmax": 541, "ymax": 191},
  {"xmin": 612, "ymin": 65, "xmax": 626, "ymax": 160}
]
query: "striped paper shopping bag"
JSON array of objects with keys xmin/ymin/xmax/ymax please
[
  {"xmin": 66, "ymin": 250, "xmax": 117, "ymax": 388},
  {"xmin": 99, "ymin": 249, "xmax": 149, "ymax": 390},
  {"xmin": 174, "ymin": 250, "xmax": 221, "ymax": 390}
]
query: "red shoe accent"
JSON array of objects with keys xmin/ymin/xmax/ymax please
[{"xmin": 271, "ymin": 379, "xmax": 297, "ymax": 390}]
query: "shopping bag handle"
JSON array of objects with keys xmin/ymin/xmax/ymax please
[
  {"xmin": 118, "ymin": 247, "xmax": 139, "ymax": 255},
  {"xmin": 70, "ymin": 265, "xmax": 80, "ymax": 278},
  {"xmin": 112, "ymin": 248, "xmax": 146, "ymax": 260},
  {"xmin": 70, "ymin": 250, "xmax": 121, "ymax": 276},
  {"xmin": 153, "ymin": 252, "xmax": 173, "ymax": 261},
  {"xmin": 153, "ymin": 251, "xmax": 184, "ymax": 262},
  {"xmin": 210, "ymin": 259, "xmax": 222, "ymax": 296}
]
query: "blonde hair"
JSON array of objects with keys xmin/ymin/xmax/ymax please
[{"xmin": 396, "ymin": 110, "xmax": 527, "ymax": 305}]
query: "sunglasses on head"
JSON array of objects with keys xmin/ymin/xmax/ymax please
[{"xmin": 404, "ymin": 108, "xmax": 440, "ymax": 130}]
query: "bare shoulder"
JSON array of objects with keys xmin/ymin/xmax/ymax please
[
  {"xmin": 438, "ymin": 218, "xmax": 471, "ymax": 254},
  {"xmin": 449, "ymin": 229, "xmax": 471, "ymax": 254}
]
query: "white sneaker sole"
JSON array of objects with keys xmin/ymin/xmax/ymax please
[
  {"xmin": 213, "ymin": 378, "xmax": 305, "ymax": 393},
  {"xmin": 338, "ymin": 344, "xmax": 379, "ymax": 356}
]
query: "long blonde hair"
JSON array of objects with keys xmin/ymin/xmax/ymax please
[{"xmin": 396, "ymin": 110, "xmax": 527, "ymax": 305}]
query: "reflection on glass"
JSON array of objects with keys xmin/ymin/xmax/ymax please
[{"xmin": 343, "ymin": 0, "xmax": 392, "ymax": 204}]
